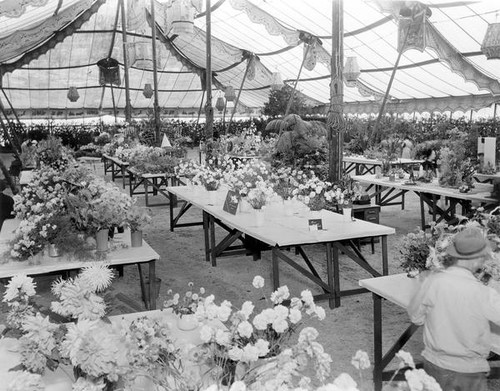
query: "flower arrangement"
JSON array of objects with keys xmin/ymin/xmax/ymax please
[
  {"xmin": 294, "ymin": 177, "xmax": 334, "ymax": 211},
  {"xmin": 438, "ymin": 147, "xmax": 475, "ymax": 189},
  {"xmin": 398, "ymin": 222, "xmax": 451, "ymax": 276},
  {"xmin": 224, "ymin": 160, "xmax": 270, "ymax": 197},
  {"xmin": 19, "ymin": 140, "xmax": 38, "ymax": 168},
  {"xmin": 125, "ymin": 204, "xmax": 152, "ymax": 232},
  {"xmin": 35, "ymin": 135, "xmax": 73, "ymax": 170},
  {"xmin": 246, "ymin": 183, "xmax": 273, "ymax": 210},
  {"xmin": 164, "ymin": 281, "xmax": 206, "ymax": 315},
  {"xmin": 193, "ymin": 161, "xmax": 225, "ymax": 191},
  {"xmin": 191, "ymin": 275, "xmax": 327, "ymax": 387},
  {"xmin": 175, "ymin": 159, "xmax": 203, "ymax": 181}
]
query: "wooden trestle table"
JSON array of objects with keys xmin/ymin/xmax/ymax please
[
  {"xmin": 0, "ymin": 220, "xmax": 160, "ymax": 310},
  {"xmin": 343, "ymin": 156, "xmax": 423, "ymax": 176},
  {"xmin": 353, "ymin": 174, "xmax": 498, "ymax": 230},
  {"xmin": 167, "ymin": 185, "xmax": 395, "ymax": 309}
]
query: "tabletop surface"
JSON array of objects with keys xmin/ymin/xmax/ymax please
[
  {"xmin": 0, "ymin": 220, "xmax": 159, "ymax": 279},
  {"xmin": 352, "ymin": 174, "xmax": 496, "ymax": 203},
  {"xmin": 343, "ymin": 156, "xmax": 423, "ymax": 165},
  {"xmin": 359, "ymin": 273, "xmax": 420, "ymax": 309},
  {"xmin": 167, "ymin": 185, "xmax": 395, "ymax": 247}
]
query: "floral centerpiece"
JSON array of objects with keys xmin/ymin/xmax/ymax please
[
  {"xmin": 438, "ymin": 147, "xmax": 475, "ymax": 190},
  {"xmin": 175, "ymin": 159, "xmax": 203, "ymax": 185},
  {"xmin": 125, "ymin": 204, "xmax": 151, "ymax": 233},
  {"xmin": 191, "ymin": 275, "xmax": 327, "ymax": 387},
  {"xmin": 36, "ymin": 135, "xmax": 73, "ymax": 170},
  {"xmin": 294, "ymin": 176, "xmax": 335, "ymax": 212},
  {"xmin": 246, "ymin": 183, "xmax": 273, "ymax": 210},
  {"xmin": 224, "ymin": 160, "xmax": 270, "ymax": 197},
  {"xmin": 193, "ymin": 161, "xmax": 225, "ymax": 191}
]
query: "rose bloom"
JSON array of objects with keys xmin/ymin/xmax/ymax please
[{"xmin": 351, "ymin": 350, "xmax": 370, "ymax": 370}]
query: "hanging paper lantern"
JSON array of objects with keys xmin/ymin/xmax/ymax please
[
  {"xmin": 215, "ymin": 97, "xmax": 225, "ymax": 112},
  {"xmin": 97, "ymin": 58, "xmax": 121, "ymax": 86},
  {"xmin": 143, "ymin": 83, "xmax": 154, "ymax": 99},
  {"xmin": 343, "ymin": 57, "xmax": 360, "ymax": 82},
  {"xmin": 481, "ymin": 23, "xmax": 500, "ymax": 60},
  {"xmin": 171, "ymin": 0, "xmax": 195, "ymax": 36},
  {"xmin": 127, "ymin": 41, "xmax": 157, "ymax": 70},
  {"xmin": 270, "ymin": 72, "xmax": 284, "ymax": 91},
  {"xmin": 67, "ymin": 87, "xmax": 80, "ymax": 102},
  {"xmin": 224, "ymin": 86, "xmax": 236, "ymax": 102}
]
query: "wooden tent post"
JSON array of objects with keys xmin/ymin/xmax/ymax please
[
  {"xmin": 205, "ymin": 0, "xmax": 214, "ymax": 143},
  {"xmin": 119, "ymin": 0, "xmax": 132, "ymax": 122},
  {"xmin": 150, "ymin": 0, "xmax": 161, "ymax": 145},
  {"xmin": 327, "ymin": 0, "xmax": 344, "ymax": 184}
]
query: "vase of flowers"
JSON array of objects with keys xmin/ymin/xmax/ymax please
[
  {"xmin": 48, "ymin": 243, "xmax": 61, "ymax": 257},
  {"xmin": 125, "ymin": 205, "xmax": 151, "ymax": 247},
  {"xmin": 163, "ymin": 282, "xmax": 205, "ymax": 331}
]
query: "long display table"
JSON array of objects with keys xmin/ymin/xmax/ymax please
[
  {"xmin": 102, "ymin": 154, "xmax": 129, "ymax": 188},
  {"xmin": 0, "ymin": 220, "xmax": 160, "ymax": 310},
  {"xmin": 343, "ymin": 156, "xmax": 423, "ymax": 176},
  {"xmin": 353, "ymin": 174, "xmax": 498, "ymax": 229},
  {"xmin": 166, "ymin": 185, "xmax": 395, "ymax": 309}
]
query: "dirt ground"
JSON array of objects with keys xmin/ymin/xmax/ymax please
[{"xmin": 1, "ymin": 152, "xmax": 499, "ymax": 389}]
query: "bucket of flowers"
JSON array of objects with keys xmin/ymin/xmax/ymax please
[{"xmin": 125, "ymin": 204, "xmax": 152, "ymax": 247}]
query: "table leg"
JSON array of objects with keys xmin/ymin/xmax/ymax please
[
  {"xmin": 210, "ymin": 215, "xmax": 217, "ymax": 267},
  {"xmin": 332, "ymin": 243, "xmax": 340, "ymax": 308},
  {"xmin": 271, "ymin": 247, "xmax": 280, "ymax": 290},
  {"xmin": 373, "ymin": 293, "xmax": 383, "ymax": 391},
  {"xmin": 326, "ymin": 243, "xmax": 335, "ymax": 309},
  {"xmin": 419, "ymin": 195, "xmax": 426, "ymax": 230},
  {"xmin": 169, "ymin": 191, "xmax": 175, "ymax": 231},
  {"xmin": 149, "ymin": 260, "xmax": 156, "ymax": 310},
  {"xmin": 381, "ymin": 236, "xmax": 388, "ymax": 275},
  {"xmin": 203, "ymin": 211, "xmax": 210, "ymax": 263},
  {"xmin": 121, "ymin": 166, "xmax": 127, "ymax": 189}
]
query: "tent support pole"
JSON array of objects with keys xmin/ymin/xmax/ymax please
[
  {"xmin": 327, "ymin": 0, "xmax": 344, "ymax": 183},
  {"xmin": 285, "ymin": 44, "xmax": 310, "ymax": 117},
  {"xmin": 227, "ymin": 58, "xmax": 251, "ymax": 134},
  {"xmin": 205, "ymin": 0, "xmax": 214, "ymax": 147},
  {"xmin": 494, "ymin": 103, "xmax": 497, "ymax": 123},
  {"xmin": 197, "ymin": 89, "xmax": 206, "ymax": 126},
  {"xmin": 222, "ymin": 99, "xmax": 227, "ymax": 133},
  {"xmin": 372, "ymin": 24, "xmax": 410, "ymax": 143},
  {"xmin": 0, "ymin": 88, "xmax": 23, "ymax": 153},
  {"xmin": 110, "ymin": 84, "xmax": 118, "ymax": 123},
  {"xmin": 150, "ymin": 0, "xmax": 161, "ymax": 145},
  {"xmin": 119, "ymin": 0, "xmax": 132, "ymax": 122}
]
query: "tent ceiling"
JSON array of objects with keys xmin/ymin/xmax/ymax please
[{"xmin": 0, "ymin": 0, "xmax": 499, "ymax": 119}]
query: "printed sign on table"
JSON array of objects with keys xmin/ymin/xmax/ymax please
[{"xmin": 223, "ymin": 190, "xmax": 240, "ymax": 215}]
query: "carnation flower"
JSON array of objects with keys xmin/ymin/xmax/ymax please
[
  {"xmin": 270, "ymin": 286, "xmax": 290, "ymax": 304},
  {"xmin": 397, "ymin": 350, "xmax": 416, "ymax": 369},
  {"xmin": 252, "ymin": 275, "xmax": 265, "ymax": 289},
  {"xmin": 72, "ymin": 377, "xmax": 106, "ymax": 391},
  {"xmin": 351, "ymin": 350, "xmax": 370, "ymax": 370},
  {"xmin": 332, "ymin": 373, "xmax": 358, "ymax": 391}
]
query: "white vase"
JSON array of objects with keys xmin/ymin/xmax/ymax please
[
  {"xmin": 343, "ymin": 207, "xmax": 353, "ymax": 222},
  {"xmin": 254, "ymin": 208, "xmax": 265, "ymax": 227},
  {"xmin": 208, "ymin": 190, "xmax": 218, "ymax": 205},
  {"xmin": 177, "ymin": 314, "xmax": 199, "ymax": 331}
]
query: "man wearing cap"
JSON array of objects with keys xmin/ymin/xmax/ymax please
[{"xmin": 408, "ymin": 227, "xmax": 500, "ymax": 391}]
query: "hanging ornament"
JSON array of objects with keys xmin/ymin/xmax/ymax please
[
  {"xmin": 224, "ymin": 86, "xmax": 236, "ymax": 102},
  {"xmin": 270, "ymin": 72, "xmax": 284, "ymax": 91},
  {"xmin": 171, "ymin": 0, "xmax": 196, "ymax": 35},
  {"xmin": 67, "ymin": 87, "xmax": 80, "ymax": 102},
  {"xmin": 215, "ymin": 97, "xmax": 225, "ymax": 112},
  {"xmin": 481, "ymin": 23, "xmax": 500, "ymax": 60},
  {"xmin": 343, "ymin": 57, "xmax": 360, "ymax": 82},
  {"xmin": 143, "ymin": 83, "xmax": 154, "ymax": 99},
  {"xmin": 97, "ymin": 58, "xmax": 121, "ymax": 86},
  {"xmin": 126, "ymin": 41, "xmax": 159, "ymax": 70}
]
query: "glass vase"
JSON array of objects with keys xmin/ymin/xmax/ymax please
[
  {"xmin": 48, "ymin": 243, "xmax": 61, "ymax": 257},
  {"xmin": 254, "ymin": 208, "xmax": 265, "ymax": 227}
]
